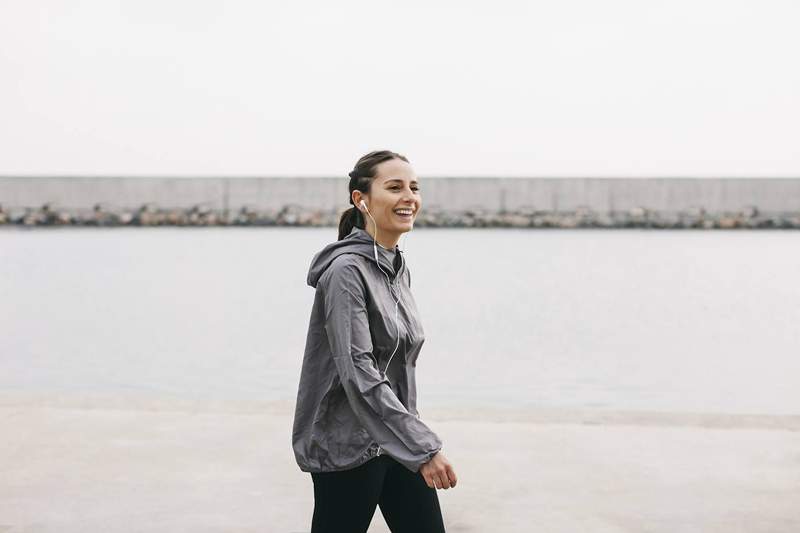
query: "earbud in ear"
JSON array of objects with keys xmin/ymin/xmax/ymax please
[{"xmin": 359, "ymin": 200, "xmax": 367, "ymax": 210}]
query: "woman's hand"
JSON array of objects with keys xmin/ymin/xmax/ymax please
[{"xmin": 420, "ymin": 451, "xmax": 457, "ymax": 490}]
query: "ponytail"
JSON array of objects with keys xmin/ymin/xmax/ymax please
[{"xmin": 337, "ymin": 206, "xmax": 364, "ymax": 241}]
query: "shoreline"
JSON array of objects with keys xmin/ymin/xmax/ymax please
[{"xmin": 1, "ymin": 393, "xmax": 797, "ymax": 431}]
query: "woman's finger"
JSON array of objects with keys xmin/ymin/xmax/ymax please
[
  {"xmin": 439, "ymin": 472, "xmax": 451, "ymax": 489},
  {"xmin": 446, "ymin": 466, "xmax": 457, "ymax": 487}
]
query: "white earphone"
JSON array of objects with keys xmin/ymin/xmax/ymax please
[{"xmin": 358, "ymin": 198, "xmax": 403, "ymax": 380}]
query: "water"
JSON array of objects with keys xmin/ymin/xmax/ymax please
[{"xmin": 1, "ymin": 227, "xmax": 799, "ymax": 416}]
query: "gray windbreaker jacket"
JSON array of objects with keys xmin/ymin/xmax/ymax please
[{"xmin": 292, "ymin": 226, "xmax": 443, "ymax": 473}]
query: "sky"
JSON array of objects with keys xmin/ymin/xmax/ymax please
[{"xmin": 1, "ymin": 0, "xmax": 799, "ymax": 177}]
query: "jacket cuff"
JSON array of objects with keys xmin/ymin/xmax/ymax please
[{"xmin": 423, "ymin": 447, "xmax": 441, "ymax": 464}]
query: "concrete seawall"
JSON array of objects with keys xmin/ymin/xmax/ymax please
[{"xmin": 2, "ymin": 176, "xmax": 799, "ymax": 214}]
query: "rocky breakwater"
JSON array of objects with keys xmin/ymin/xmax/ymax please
[{"xmin": 1, "ymin": 203, "xmax": 799, "ymax": 229}]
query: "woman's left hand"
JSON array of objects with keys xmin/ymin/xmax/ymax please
[{"xmin": 420, "ymin": 451, "xmax": 458, "ymax": 490}]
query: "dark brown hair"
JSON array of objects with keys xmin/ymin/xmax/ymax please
[{"xmin": 337, "ymin": 150, "xmax": 410, "ymax": 240}]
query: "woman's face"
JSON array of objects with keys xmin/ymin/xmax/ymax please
[{"xmin": 357, "ymin": 158, "xmax": 421, "ymax": 245}]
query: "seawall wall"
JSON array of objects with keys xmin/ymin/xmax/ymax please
[{"xmin": 2, "ymin": 177, "xmax": 799, "ymax": 214}]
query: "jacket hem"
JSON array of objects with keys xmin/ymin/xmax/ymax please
[{"xmin": 297, "ymin": 443, "xmax": 382, "ymax": 474}]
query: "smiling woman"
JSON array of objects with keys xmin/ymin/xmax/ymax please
[
  {"xmin": 337, "ymin": 150, "xmax": 421, "ymax": 246},
  {"xmin": 292, "ymin": 150, "xmax": 457, "ymax": 533}
]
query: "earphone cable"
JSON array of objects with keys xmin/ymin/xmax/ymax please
[{"xmin": 362, "ymin": 204, "xmax": 403, "ymax": 380}]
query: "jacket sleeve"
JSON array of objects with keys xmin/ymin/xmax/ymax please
[{"xmin": 322, "ymin": 262, "xmax": 442, "ymax": 473}]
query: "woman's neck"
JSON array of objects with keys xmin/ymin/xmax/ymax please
[{"xmin": 363, "ymin": 224, "xmax": 399, "ymax": 249}]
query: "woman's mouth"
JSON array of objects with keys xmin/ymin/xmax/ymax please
[{"xmin": 394, "ymin": 208, "xmax": 414, "ymax": 221}]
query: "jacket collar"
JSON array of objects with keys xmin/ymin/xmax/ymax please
[{"xmin": 306, "ymin": 226, "xmax": 405, "ymax": 288}]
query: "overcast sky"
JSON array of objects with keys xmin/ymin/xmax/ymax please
[{"xmin": 1, "ymin": 1, "xmax": 798, "ymax": 177}]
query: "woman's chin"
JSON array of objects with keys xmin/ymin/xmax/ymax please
[{"xmin": 397, "ymin": 221, "xmax": 414, "ymax": 232}]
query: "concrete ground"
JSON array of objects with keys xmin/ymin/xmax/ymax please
[{"xmin": 1, "ymin": 396, "xmax": 798, "ymax": 533}]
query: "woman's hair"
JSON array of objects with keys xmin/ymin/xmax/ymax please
[{"xmin": 337, "ymin": 149, "xmax": 410, "ymax": 240}]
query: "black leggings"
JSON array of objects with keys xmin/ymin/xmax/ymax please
[{"xmin": 310, "ymin": 454, "xmax": 446, "ymax": 533}]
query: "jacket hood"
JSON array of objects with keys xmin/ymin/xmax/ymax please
[{"xmin": 307, "ymin": 226, "xmax": 405, "ymax": 288}]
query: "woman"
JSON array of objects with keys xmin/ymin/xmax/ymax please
[{"xmin": 292, "ymin": 150, "xmax": 458, "ymax": 533}]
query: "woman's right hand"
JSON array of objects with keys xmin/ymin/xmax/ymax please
[{"xmin": 420, "ymin": 451, "xmax": 457, "ymax": 490}]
